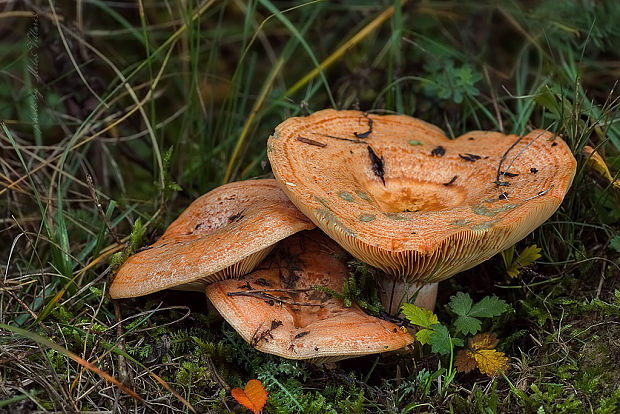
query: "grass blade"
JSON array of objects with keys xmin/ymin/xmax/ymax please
[{"xmin": 0, "ymin": 324, "xmax": 145, "ymax": 405}]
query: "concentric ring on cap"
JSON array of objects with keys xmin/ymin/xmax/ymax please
[{"xmin": 267, "ymin": 109, "xmax": 576, "ymax": 283}]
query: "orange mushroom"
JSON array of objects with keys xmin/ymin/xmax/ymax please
[
  {"xmin": 267, "ymin": 109, "xmax": 576, "ymax": 314},
  {"xmin": 206, "ymin": 231, "xmax": 414, "ymax": 362},
  {"xmin": 109, "ymin": 179, "xmax": 314, "ymax": 299}
]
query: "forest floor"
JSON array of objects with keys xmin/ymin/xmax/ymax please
[{"xmin": 0, "ymin": 1, "xmax": 619, "ymax": 413}]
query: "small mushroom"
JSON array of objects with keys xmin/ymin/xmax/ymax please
[
  {"xmin": 267, "ymin": 109, "xmax": 576, "ymax": 314},
  {"xmin": 205, "ymin": 231, "xmax": 414, "ymax": 362},
  {"xmin": 109, "ymin": 179, "xmax": 314, "ymax": 299}
]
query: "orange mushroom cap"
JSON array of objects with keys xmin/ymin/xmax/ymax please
[
  {"xmin": 109, "ymin": 179, "xmax": 314, "ymax": 299},
  {"xmin": 267, "ymin": 109, "xmax": 576, "ymax": 284},
  {"xmin": 205, "ymin": 231, "xmax": 414, "ymax": 362}
]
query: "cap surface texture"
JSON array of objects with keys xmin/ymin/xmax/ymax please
[
  {"xmin": 110, "ymin": 179, "xmax": 315, "ymax": 299},
  {"xmin": 205, "ymin": 231, "xmax": 414, "ymax": 362},
  {"xmin": 267, "ymin": 109, "xmax": 577, "ymax": 283}
]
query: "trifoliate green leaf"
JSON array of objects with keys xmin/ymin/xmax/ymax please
[
  {"xmin": 469, "ymin": 296, "xmax": 508, "ymax": 318},
  {"xmin": 454, "ymin": 315, "xmax": 482, "ymax": 336},
  {"xmin": 449, "ymin": 292, "xmax": 473, "ymax": 315},
  {"xmin": 450, "ymin": 293, "xmax": 507, "ymax": 335}
]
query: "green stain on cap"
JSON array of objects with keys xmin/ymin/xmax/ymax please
[
  {"xmin": 338, "ymin": 191, "xmax": 354, "ymax": 202},
  {"xmin": 359, "ymin": 213, "xmax": 376, "ymax": 222}
]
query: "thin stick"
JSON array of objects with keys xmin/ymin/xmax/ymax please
[
  {"xmin": 496, "ymin": 125, "xmax": 556, "ymax": 192},
  {"xmin": 237, "ymin": 287, "xmax": 313, "ymax": 293},
  {"xmin": 309, "ymin": 132, "xmax": 366, "ymax": 144},
  {"xmin": 522, "ymin": 185, "xmax": 554, "ymax": 202},
  {"xmin": 227, "ymin": 290, "xmax": 324, "ymax": 307}
]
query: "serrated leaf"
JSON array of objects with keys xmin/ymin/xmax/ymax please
[
  {"xmin": 468, "ymin": 332, "xmax": 500, "ymax": 351},
  {"xmin": 505, "ymin": 261, "xmax": 520, "ymax": 279},
  {"xmin": 455, "ymin": 349, "xmax": 477, "ymax": 373},
  {"xmin": 451, "ymin": 295, "xmax": 507, "ymax": 335},
  {"xmin": 610, "ymin": 236, "xmax": 620, "ymax": 253},
  {"xmin": 449, "ymin": 292, "xmax": 473, "ymax": 316},
  {"xmin": 402, "ymin": 303, "xmax": 439, "ymax": 345},
  {"xmin": 458, "ymin": 332, "xmax": 510, "ymax": 377},
  {"xmin": 473, "ymin": 349, "xmax": 509, "ymax": 377},
  {"xmin": 454, "ymin": 315, "xmax": 482, "ymax": 335},
  {"xmin": 469, "ymin": 296, "xmax": 508, "ymax": 318},
  {"xmin": 401, "ymin": 303, "xmax": 438, "ymax": 329},
  {"xmin": 504, "ymin": 244, "xmax": 541, "ymax": 278},
  {"xmin": 415, "ymin": 328, "xmax": 433, "ymax": 345},
  {"xmin": 517, "ymin": 245, "xmax": 542, "ymax": 267},
  {"xmin": 428, "ymin": 324, "xmax": 452, "ymax": 355}
]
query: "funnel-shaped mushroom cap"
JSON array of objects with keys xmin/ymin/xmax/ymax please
[
  {"xmin": 110, "ymin": 179, "xmax": 315, "ymax": 299},
  {"xmin": 267, "ymin": 109, "xmax": 576, "ymax": 283},
  {"xmin": 205, "ymin": 231, "xmax": 414, "ymax": 362}
]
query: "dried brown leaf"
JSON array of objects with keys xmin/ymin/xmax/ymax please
[{"xmin": 455, "ymin": 349, "xmax": 477, "ymax": 373}]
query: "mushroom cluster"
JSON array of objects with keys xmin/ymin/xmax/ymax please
[{"xmin": 111, "ymin": 109, "xmax": 577, "ymax": 360}]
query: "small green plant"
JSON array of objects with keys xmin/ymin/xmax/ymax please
[
  {"xmin": 449, "ymin": 292, "xmax": 508, "ymax": 335},
  {"xmin": 403, "ymin": 293, "xmax": 510, "ymax": 386},
  {"xmin": 403, "ymin": 293, "xmax": 508, "ymax": 352},
  {"xmin": 502, "ymin": 244, "xmax": 542, "ymax": 279},
  {"xmin": 110, "ymin": 218, "xmax": 147, "ymax": 270},
  {"xmin": 313, "ymin": 261, "xmax": 383, "ymax": 316},
  {"xmin": 422, "ymin": 59, "xmax": 482, "ymax": 104},
  {"xmin": 159, "ymin": 146, "xmax": 183, "ymax": 197}
]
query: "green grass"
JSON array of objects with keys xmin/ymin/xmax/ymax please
[{"xmin": 1, "ymin": 0, "xmax": 619, "ymax": 412}]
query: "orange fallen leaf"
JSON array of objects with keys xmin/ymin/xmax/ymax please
[
  {"xmin": 231, "ymin": 379, "xmax": 268, "ymax": 414},
  {"xmin": 454, "ymin": 332, "xmax": 509, "ymax": 377}
]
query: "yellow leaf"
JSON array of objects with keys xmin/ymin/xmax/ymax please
[
  {"xmin": 472, "ymin": 349, "xmax": 510, "ymax": 377},
  {"xmin": 415, "ymin": 328, "xmax": 433, "ymax": 345},
  {"xmin": 469, "ymin": 332, "xmax": 500, "ymax": 351},
  {"xmin": 505, "ymin": 262, "xmax": 519, "ymax": 279},
  {"xmin": 503, "ymin": 244, "xmax": 541, "ymax": 278},
  {"xmin": 232, "ymin": 379, "xmax": 268, "ymax": 414},
  {"xmin": 517, "ymin": 245, "xmax": 541, "ymax": 267},
  {"xmin": 461, "ymin": 332, "xmax": 510, "ymax": 377},
  {"xmin": 582, "ymin": 145, "xmax": 620, "ymax": 189}
]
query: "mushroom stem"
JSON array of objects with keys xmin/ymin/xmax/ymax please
[{"xmin": 377, "ymin": 278, "xmax": 438, "ymax": 315}]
